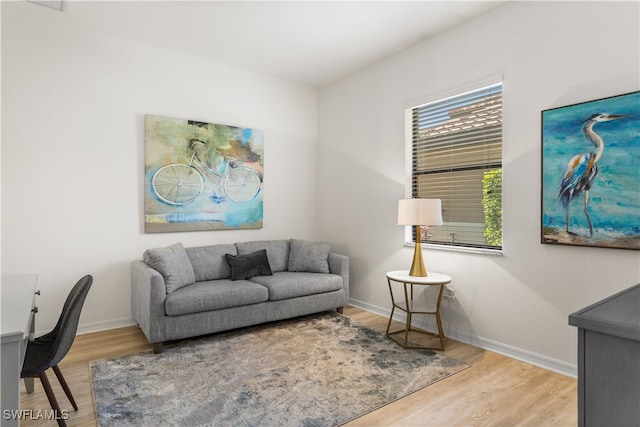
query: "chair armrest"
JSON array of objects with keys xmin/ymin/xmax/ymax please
[
  {"xmin": 131, "ymin": 260, "xmax": 167, "ymax": 344},
  {"xmin": 328, "ymin": 252, "xmax": 349, "ymax": 302}
]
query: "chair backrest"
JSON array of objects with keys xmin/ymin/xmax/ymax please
[{"xmin": 49, "ymin": 275, "xmax": 93, "ymax": 366}]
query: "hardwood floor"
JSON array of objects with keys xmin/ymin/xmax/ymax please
[{"xmin": 18, "ymin": 306, "xmax": 577, "ymax": 426}]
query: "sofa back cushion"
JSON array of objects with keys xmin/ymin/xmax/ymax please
[
  {"xmin": 143, "ymin": 242, "xmax": 195, "ymax": 293},
  {"xmin": 185, "ymin": 244, "xmax": 236, "ymax": 281},
  {"xmin": 235, "ymin": 240, "xmax": 290, "ymax": 272}
]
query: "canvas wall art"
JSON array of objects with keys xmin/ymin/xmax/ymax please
[
  {"xmin": 541, "ymin": 91, "xmax": 639, "ymax": 250},
  {"xmin": 145, "ymin": 115, "xmax": 264, "ymax": 233}
]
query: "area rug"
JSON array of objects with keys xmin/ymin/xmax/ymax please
[{"xmin": 90, "ymin": 312, "xmax": 469, "ymax": 427}]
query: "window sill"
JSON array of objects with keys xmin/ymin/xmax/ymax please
[{"xmin": 404, "ymin": 242, "xmax": 503, "ymax": 256}]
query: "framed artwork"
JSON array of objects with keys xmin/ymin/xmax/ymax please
[
  {"xmin": 541, "ymin": 91, "xmax": 640, "ymax": 250},
  {"xmin": 144, "ymin": 115, "xmax": 264, "ymax": 233}
]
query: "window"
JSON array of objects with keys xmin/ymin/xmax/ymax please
[{"xmin": 407, "ymin": 82, "xmax": 503, "ymax": 250}]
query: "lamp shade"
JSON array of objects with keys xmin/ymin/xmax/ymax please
[{"xmin": 397, "ymin": 198, "xmax": 443, "ymax": 226}]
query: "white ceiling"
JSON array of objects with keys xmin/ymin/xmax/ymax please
[{"xmin": 23, "ymin": 1, "xmax": 505, "ymax": 87}]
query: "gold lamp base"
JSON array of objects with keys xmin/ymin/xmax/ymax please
[{"xmin": 409, "ymin": 227, "xmax": 428, "ymax": 277}]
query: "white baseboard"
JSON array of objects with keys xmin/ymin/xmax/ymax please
[
  {"xmin": 76, "ymin": 317, "xmax": 137, "ymax": 336},
  {"xmin": 36, "ymin": 318, "xmax": 136, "ymax": 338},
  {"xmin": 348, "ymin": 298, "xmax": 577, "ymax": 379}
]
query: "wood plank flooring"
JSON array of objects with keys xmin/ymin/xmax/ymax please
[{"xmin": 18, "ymin": 306, "xmax": 577, "ymax": 426}]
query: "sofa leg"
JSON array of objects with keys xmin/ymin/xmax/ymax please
[
  {"xmin": 153, "ymin": 342, "xmax": 163, "ymax": 354},
  {"xmin": 337, "ymin": 307, "xmax": 344, "ymax": 314}
]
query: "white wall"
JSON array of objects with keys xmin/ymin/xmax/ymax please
[
  {"xmin": 318, "ymin": 1, "xmax": 640, "ymax": 375},
  {"xmin": 1, "ymin": 3, "xmax": 319, "ymax": 333}
]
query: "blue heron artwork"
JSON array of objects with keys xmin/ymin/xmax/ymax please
[{"xmin": 542, "ymin": 91, "xmax": 640, "ymax": 250}]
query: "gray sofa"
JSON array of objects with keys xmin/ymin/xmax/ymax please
[{"xmin": 132, "ymin": 239, "xmax": 349, "ymax": 353}]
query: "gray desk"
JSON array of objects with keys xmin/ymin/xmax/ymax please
[
  {"xmin": 1, "ymin": 274, "xmax": 39, "ymax": 426},
  {"xmin": 569, "ymin": 283, "xmax": 640, "ymax": 427}
]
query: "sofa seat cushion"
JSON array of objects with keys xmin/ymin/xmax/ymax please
[
  {"xmin": 248, "ymin": 272, "xmax": 343, "ymax": 301},
  {"xmin": 165, "ymin": 280, "xmax": 268, "ymax": 316}
]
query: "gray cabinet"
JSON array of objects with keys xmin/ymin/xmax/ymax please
[{"xmin": 569, "ymin": 283, "xmax": 640, "ymax": 427}]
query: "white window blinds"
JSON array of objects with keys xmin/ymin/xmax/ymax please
[{"xmin": 408, "ymin": 83, "xmax": 503, "ymax": 249}]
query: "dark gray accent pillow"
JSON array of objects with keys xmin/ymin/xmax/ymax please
[
  {"xmin": 236, "ymin": 240, "xmax": 290, "ymax": 272},
  {"xmin": 288, "ymin": 239, "xmax": 331, "ymax": 273},
  {"xmin": 143, "ymin": 242, "xmax": 195, "ymax": 293},
  {"xmin": 225, "ymin": 249, "xmax": 273, "ymax": 281}
]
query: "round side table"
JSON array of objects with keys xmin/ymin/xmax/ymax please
[{"xmin": 385, "ymin": 270, "xmax": 452, "ymax": 350}]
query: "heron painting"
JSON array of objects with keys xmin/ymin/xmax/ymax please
[{"xmin": 542, "ymin": 91, "xmax": 640, "ymax": 250}]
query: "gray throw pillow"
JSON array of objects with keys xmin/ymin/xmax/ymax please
[
  {"xmin": 143, "ymin": 242, "xmax": 195, "ymax": 293},
  {"xmin": 225, "ymin": 249, "xmax": 273, "ymax": 281},
  {"xmin": 288, "ymin": 239, "xmax": 331, "ymax": 273}
]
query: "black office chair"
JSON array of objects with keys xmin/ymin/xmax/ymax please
[{"xmin": 21, "ymin": 275, "xmax": 93, "ymax": 427}]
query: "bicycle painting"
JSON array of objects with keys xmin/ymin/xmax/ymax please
[{"xmin": 144, "ymin": 115, "xmax": 264, "ymax": 233}]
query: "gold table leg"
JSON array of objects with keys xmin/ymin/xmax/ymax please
[{"xmin": 385, "ymin": 278, "xmax": 446, "ymax": 351}]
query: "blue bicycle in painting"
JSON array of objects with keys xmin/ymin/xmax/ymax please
[{"xmin": 151, "ymin": 139, "xmax": 262, "ymax": 207}]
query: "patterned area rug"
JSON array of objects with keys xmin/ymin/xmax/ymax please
[{"xmin": 90, "ymin": 312, "xmax": 468, "ymax": 426}]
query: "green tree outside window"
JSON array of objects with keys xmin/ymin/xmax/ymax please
[{"xmin": 483, "ymin": 169, "xmax": 502, "ymax": 246}]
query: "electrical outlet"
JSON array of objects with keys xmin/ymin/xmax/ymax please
[{"xmin": 443, "ymin": 287, "xmax": 457, "ymax": 302}]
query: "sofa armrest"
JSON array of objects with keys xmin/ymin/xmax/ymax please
[
  {"xmin": 131, "ymin": 260, "xmax": 167, "ymax": 344},
  {"xmin": 328, "ymin": 252, "xmax": 349, "ymax": 302}
]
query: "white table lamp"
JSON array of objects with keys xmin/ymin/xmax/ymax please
[{"xmin": 397, "ymin": 198, "xmax": 443, "ymax": 277}]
